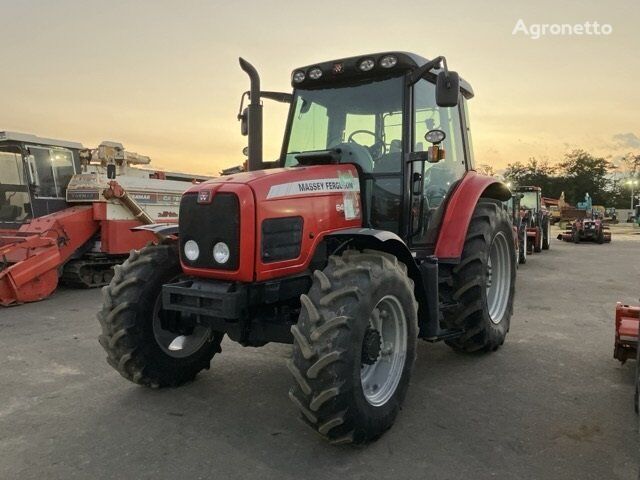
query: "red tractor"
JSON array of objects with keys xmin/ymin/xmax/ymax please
[
  {"xmin": 558, "ymin": 214, "xmax": 611, "ymax": 243},
  {"xmin": 513, "ymin": 186, "xmax": 550, "ymax": 254},
  {"xmin": 505, "ymin": 193, "xmax": 527, "ymax": 264},
  {"xmin": 98, "ymin": 52, "xmax": 516, "ymax": 444},
  {"xmin": 613, "ymin": 303, "xmax": 639, "ymax": 412}
]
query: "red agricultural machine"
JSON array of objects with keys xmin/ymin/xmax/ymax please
[
  {"xmin": 557, "ymin": 215, "xmax": 611, "ymax": 244},
  {"xmin": 513, "ymin": 186, "xmax": 550, "ymax": 254},
  {"xmin": 0, "ymin": 132, "xmax": 201, "ymax": 306},
  {"xmin": 613, "ymin": 303, "xmax": 639, "ymax": 412},
  {"xmin": 505, "ymin": 192, "xmax": 527, "ymax": 264},
  {"xmin": 98, "ymin": 52, "xmax": 516, "ymax": 445}
]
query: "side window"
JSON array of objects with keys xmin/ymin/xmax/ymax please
[
  {"xmin": 414, "ymin": 79, "xmax": 466, "ymax": 209},
  {"xmin": 51, "ymin": 149, "xmax": 75, "ymax": 196},
  {"xmin": 28, "ymin": 146, "xmax": 75, "ymax": 198},
  {"xmin": 461, "ymin": 98, "xmax": 475, "ymax": 168}
]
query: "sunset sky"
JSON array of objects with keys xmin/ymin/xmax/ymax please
[{"xmin": 1, "ymin": 0, "xmax": 638, "ymax": 176}]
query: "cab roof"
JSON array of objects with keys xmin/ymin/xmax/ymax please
[
  {"xmin": 291, "ymin": 51, "xmax": 474, "ymax": 99},
  {"xmin": 0, "ymin": 131, "xmax": 83, "ymax": 150}
]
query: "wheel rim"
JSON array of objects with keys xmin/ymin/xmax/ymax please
[
  {"xmin": 486, "ymin": 231, "xmax": 511, "ymax": 325},
  {"xmin": 152, "ymin": 294, "xmax": 211, "ymax": 359},
  {"xmin": 360, "ymin": 295, "xmax": 408, "ymax": 407}
]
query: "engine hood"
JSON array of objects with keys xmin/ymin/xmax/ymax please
[{"xmin": 186, "ymin": 165, "xmax": 361, "ymax": 202}]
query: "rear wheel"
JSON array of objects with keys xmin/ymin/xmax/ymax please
[
  {"xmin": 443, "ymin": 199, "xmax": 515, "ymax": 352},
  {"xmin": 98, "ymin": 244, "xmax": 223, "ymax": 388},
  {"xmin": 518, "ymin": 230, "xmax": 527, "ymax": 264},
  {"xmin": 288, "ymin": 250, "xmax": 418, "ymax": 445},
  {"xmin": 533, "ymin": 226, "xmax": 542, "ymax": 252},
  {"xmin": 542, "ymin": 217, "xmax": 550, "ymax": 250}
]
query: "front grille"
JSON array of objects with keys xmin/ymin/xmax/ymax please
[
  {"xmin": 179, "ymin": 192, "xmax": 240, "ymax": 270},
  {"xmin": 261, "ymin": 216, "xmax": 303, "ymax": 263}
]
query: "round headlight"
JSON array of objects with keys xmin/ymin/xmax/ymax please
[
  {"xmin": 183, "ymin": 240, "xmax": 200, "ymax": 261},
  {"xmin": 308, "ymin": 68, "xmax": 323, "ymax": 80},
  {"xmin": 380, "ymin": 55, "xmax": 398, "ymax": 68},
  {"xmin": 213, "ymin": 242, "xmax": 230, "ymax": 264},
  {"xmin": 359, "ymin": 59, "xmax": 375, "ymax": 72},
  {"xmin": 292, "ymin": 71, "xmax": 306, "ymax": 83}
]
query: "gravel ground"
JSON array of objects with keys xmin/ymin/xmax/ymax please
[{"xmin": 1, "ymin": 226, "xmax": 638, "ymax": 479}]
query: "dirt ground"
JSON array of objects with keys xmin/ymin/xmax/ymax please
[{"xmin": 1, "ymin": 226, "xmax": 638, "ymax": 479}]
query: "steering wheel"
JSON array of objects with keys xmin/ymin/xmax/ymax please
[{"xmin": 347, "ymin": 130, "xmax": 385, "ymax": 161}]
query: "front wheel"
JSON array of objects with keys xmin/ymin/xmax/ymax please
[
  {"xmin": 518, "ymin": 230, "xmax": 527, "ymax": 264},
  {"xmin": 288, "ymin": 250, "xmax": 418, "ymax": 445},
  {"xmin": 97, "ymin": 244, "xmax": 223, "ymax": 388},
  {"xmin": 443, "ymin": 199, "xmax": 516, "ymax": 352}
]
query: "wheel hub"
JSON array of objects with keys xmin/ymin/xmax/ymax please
[{"xmin": 361, "ymin": 327, "xmax": 381, "ymax": 365}]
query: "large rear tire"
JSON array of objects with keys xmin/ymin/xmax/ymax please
[
  {"xmin": 444, "ymin": 199, "xmax": 516, "ymax": 352},
  {"xmin": 98, "ymin": 244, "xmax": 223, "ymax": 388},
  {"xmin": 288, "ymin": 250, "xmax": 418, "ymax": 445},
  {"xmin": 518, "ymin": 230, "xmax": 527, "ymax": 264},
  {"xmin": 542, "ymin": 218, "xmax": 550, "ymax": 250}
]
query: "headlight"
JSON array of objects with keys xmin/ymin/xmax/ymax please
[
  {"xmin": 358, "ymin": 58, "xmax": 375, "ymax": 72},
  {"xmin": 292, "ymin": 70, "xmax": 306, "ymax": 83},
  {"xmin": 379, "ymin": 55, "xmax": 398, "ymax": 68},
  {"xmin": 183, "ymin": 240, "xmax": 200, "ymax": 261},
  {"xmin": 213, "ymin": 242, "xmax": 230, "ymax": 264},
  {"xmin": 308, "ymin": 68, "xmax": 323, "ymax": 80}
]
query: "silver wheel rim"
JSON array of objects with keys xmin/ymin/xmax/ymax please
[
  {"xmin": 486, "ymin": 231, "xmax": 511, "ymax": 325},
  {"xmin": 360, "ymin": 295, "xmax": 408, "ymax": 407},
  {"xmin": 152, "ymin": 296, "xmax": 211, "ymax": 359}
]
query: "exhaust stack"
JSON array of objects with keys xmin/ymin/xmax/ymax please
[{"xmin": 239, "ymin": 58, "xmax": 263, "ymax": 171}]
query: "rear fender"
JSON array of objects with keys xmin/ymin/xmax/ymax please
[{"xmin": 435, "ymin": 171, "xmax": 511, "ymax": 261}]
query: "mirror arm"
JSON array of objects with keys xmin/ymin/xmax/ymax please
[{"xmin": 407, "ymin": 56, "xmax": 444, "ymax": 85}]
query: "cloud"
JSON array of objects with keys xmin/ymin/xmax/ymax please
[{"xmin": 612, "ymin": 132, "xmax": 640, "ymax": 149}]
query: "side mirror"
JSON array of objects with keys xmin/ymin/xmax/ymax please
[
  {"xmin": 239, "ymin": 107, "xmax": 249, "ymax": 136},
  {"xmin": 436, "ymin": 70, "xmax": 459, "ymax": 107}
]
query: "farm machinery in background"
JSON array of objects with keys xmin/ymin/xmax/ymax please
[
  {"xmin": 557, "ymin": 213, "xmax": 611, "ymax": 244},
  {"xmin": 613, "ymin": 303, "xmax": 639, "ymax": 412},
  {"xmin": 0, "ymin": 132, "xmax": 204, "ymax": 306},
  {"xmin": 513, "ymin": 186, "xmax": 550, "ymax": 254},
  {"xmin": 505, "ymin": 193, "xmax": 527, "ymax": 264}
]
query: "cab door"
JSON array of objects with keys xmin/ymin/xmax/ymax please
[{"xmin": 409, "ymin": 79, "xmax": 468, "ymax": 250}]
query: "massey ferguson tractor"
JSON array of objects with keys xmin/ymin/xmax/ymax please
[
  {"xmin": 513, "ymin": 186, "xmax": 550, "ymax": 253},
  {"xmin": 98, "ymin": 52, "xmax": 516, "ymax": 445}
]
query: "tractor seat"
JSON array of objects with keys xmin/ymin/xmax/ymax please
[{"xmin": 374, "ymin": 139, "xmax": 402, "ymax": 173}]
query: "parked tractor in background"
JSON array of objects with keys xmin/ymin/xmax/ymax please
[
  {"xmin": 98, "ymin": 52, "xmax": 516, "ymax": 445},
  {"xmin": 505, "ymin": 193, "xmax": 527, "ymax": 264},
  {"xmin": 513, "ymin": 186, "xmax": 550, "ymax": 253},
  {"xmin": 613, "ymin": 303, "xmax": 639, "ymax": 412},
  {"xmin": 0, "ymin": 132, "xmax": 204, "ymax": 305},
  {"xmin": 557, "ymin": 213, "xmax": 611, "ymax": 244}
]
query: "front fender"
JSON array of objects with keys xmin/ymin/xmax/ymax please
[{"xmin": 434, "ymin": 171, "xmax": 511, "ymax": 261}]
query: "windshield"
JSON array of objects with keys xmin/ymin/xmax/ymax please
[
  {"xmin": 284, "ymin": 76, "xmax": 404, "ymax": 173},
  {"xmin": 0, "ymin": 148, "xmax": 31, "ymax": 222},
  {"xmin": 520, "ymin": 191, "xmax": 539, "ymax": 210}
]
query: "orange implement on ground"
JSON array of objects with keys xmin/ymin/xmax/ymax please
[
  {"xmin": 0, "ymin": 207, "xmax": 98, "ymax": 305},
  {"xmin": 613, "ymin": 302, "xmax": 640, "ymax": 363}
]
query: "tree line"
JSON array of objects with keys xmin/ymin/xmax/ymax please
[{"xmin": 477, "ymin": 150, "xmax": 640, "ymax": 208}]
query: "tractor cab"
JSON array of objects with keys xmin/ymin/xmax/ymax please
[
  {"xmin": 0, "ymin": 132, "xmax": 82, "ymax": 228},
  {"xmin": 239, "ymin": 52, "xmax": 476, "ymax": 251},
  {"xmin": 515, "ymin": 186, "xmax": 542, "ymax": 215}
]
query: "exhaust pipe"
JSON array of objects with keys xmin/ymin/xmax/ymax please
[{"xmin": 239, "ymin": 58, "xmax": 263, "ymax": 171}]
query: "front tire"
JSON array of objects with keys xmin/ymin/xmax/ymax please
[
  {"xmin": 288, "ymin": 250, "xmax": 418, "ymax": 445},
  {"xmin": 542, "ymin": 218, "xmax": 550, "ymax": 250},
  {"xmin": 98, "ymin": 244, "xmax": 223, "ymax": 388},
  {"xmin": 518, "ymin": 230, "xmax": 527, "ymax": 264},
  {"xmin": 443, "ymin": 199, "xmax": 516, "ymax": 352}
]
